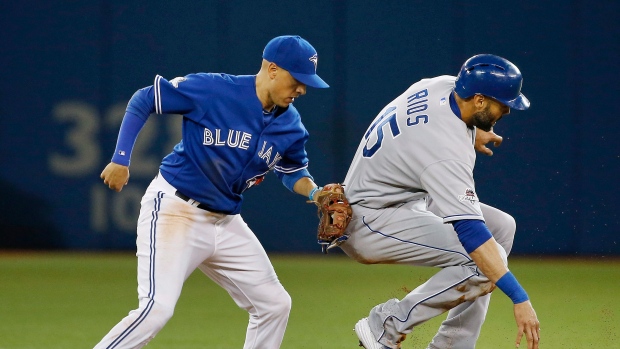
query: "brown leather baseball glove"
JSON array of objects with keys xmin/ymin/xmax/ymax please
[{"xmin": 312, "ymin": 183, "xmax": 353, "ymax": 253}]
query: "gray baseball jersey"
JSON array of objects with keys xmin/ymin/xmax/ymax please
[
  {"xmin": 342, "ymin": 75, "xmax": 516, "ymax": 348},
  {"xmin": 344, "ymin": 75, "xmax": 484, "ymax": 223}
]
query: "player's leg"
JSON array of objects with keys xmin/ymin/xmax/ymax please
[
  {"xmin": 427, "ymin": 199, "xmax": 515, "ymax": 254},
  {"xmin": 426, "ymin": 203, "xmax": 516, "ymax": 349},
  {"xmin": 342, "ymin": 200, "xmax": 472, "ymax": 268},
  {"xmin": 93, "ymin": 174, "xmax": 218, "ymax": 349},
  {"xmin": 341, "ymin": 200, "xmax": 497, "ymax": 348},
  {"xmin": 479, "ymin": 203, "xmax": 516, "ymax": 254},
  {"xmin": 198, "ymin": 214, "xmax": 291, "ymax": 349},
  {"xmin": 425, "ymin": 294, "xmax": 491, "ymax": 349}
]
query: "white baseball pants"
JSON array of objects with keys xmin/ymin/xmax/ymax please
[{"xmin": 93, "ymin": 173, "xmax": 291, "ymax": 349}]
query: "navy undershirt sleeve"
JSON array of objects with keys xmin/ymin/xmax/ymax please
[{"xmin": 452, "ymin": 219, "xmax": 493, "ymax": 253}]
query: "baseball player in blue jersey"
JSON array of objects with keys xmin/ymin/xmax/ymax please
[
  {"xmin": 95, "ymin": 35, "xmax": 329, "ymax": 349},
  {"xmin": 342, "ymin": 55, "xmax": 541, "ymax": 349}
]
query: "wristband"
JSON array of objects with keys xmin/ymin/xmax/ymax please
[
  {"xmin": 308, "ymin": 186, "xmax": 322, "ymax": 201},
  {"xmin": 495, "ymin": 271, "xmax": 529, "ymax": 304}
]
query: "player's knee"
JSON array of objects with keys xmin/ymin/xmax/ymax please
[
  {"xmin": 263, "ymin": 287, "xmax": 292, "ymax": 320},
  {"xmin": 505, "ymin": 213, "xmax": 516, "ymax": 236},
  {"xmin": 494, "ymin": 213, "xmax": 516, "ymax": 254},
  {"xmin": 122, "ymin": 301, "xmax": 175, "ymax": 339},
  {"xmin": 495, "ymin": 241, "xmax": 508, "ymax": 266},
  {"xmin": 146, "ymin": 301, "xmax": 176, "ymax": 329},
  {"xmin": 246, "ymin": 284, "xmax": 291, "ymax": 319},
  {"xmin": 270, "ymin": 289, "xmax": 292, "ymax": 318}
]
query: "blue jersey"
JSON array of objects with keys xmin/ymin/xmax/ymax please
[{"xmin": 152, "ymin": 73, "xmax": 311, "ymax": 214}]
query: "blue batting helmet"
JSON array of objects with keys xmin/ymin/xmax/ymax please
[{"xmin": 454, "ymin": 54, "xmax": 530, "ymax": 110}]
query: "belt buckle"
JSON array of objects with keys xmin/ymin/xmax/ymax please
[{"xmin": 187, "ymin": 198, "xmax": 200, "ymax": 207}]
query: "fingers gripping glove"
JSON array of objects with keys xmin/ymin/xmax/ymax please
[{"xmin": 312, "ymin": 184, "xmax": 353, "ymax": 254}]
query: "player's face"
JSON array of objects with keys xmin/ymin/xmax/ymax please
[
  {"xmin": 472, "ymin": 97, "xmax": 510, "ymax": 132},
  {"xmin": 270, "ymin": 67, "xmax": 307, "ymax": 107}
]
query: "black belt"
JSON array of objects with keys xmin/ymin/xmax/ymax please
[{"xmin": 174, "ymin": 190, "xmax": 228, "ymax": 214}]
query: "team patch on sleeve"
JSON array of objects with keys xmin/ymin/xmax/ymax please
[{"xmin": 457, "ymin": 188, "xmax": 478, "ymax": 203}]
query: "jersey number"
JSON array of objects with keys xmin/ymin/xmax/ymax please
[{"xmin": 363, "ymin": 106, "xmax": 400, "ymax": 157}]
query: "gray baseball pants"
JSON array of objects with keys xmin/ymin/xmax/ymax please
[{"xmin": 340, "ymin": 198, "xmax": 515, "ymax": 349}]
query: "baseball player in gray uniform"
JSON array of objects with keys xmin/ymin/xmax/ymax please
[{"xmin": 342, "ymin": 54, "xmax": 540, "ymax": 349}]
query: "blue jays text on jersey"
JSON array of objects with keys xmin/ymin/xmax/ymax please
[{"xmin": 139, "ymin": 73, "xmax": 311, "ymax": 215}]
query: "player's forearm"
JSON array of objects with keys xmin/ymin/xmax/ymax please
[
  {"xmin": 468, "ymin": 238, "xmax": 509, "ymax": 282},
  {"xmin": 111, "ymin": 88, "xmax": 155, "ymax": 165},
  {"xmin": 453, "ymin": 220, "xmax": 529, "ymax": 304},
  {"xmin": 111, "ymin": 111, "xmax": 147, "ymax": 166},
  {"xmin": 292, "ymin": 177, "xmax": 318, "ymax": 199},
  {"xmin": 470, "ymin": 239, "xmax": 529, "ymax": 304}
]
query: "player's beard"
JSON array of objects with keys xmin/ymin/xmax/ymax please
[{"xmin": 471, "ymin": 105, "xmax": 495, "ymax": 132}]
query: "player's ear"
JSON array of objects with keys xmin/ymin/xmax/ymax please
[
  {"xmin": 473, "ymin": 94, "xmax": 486, "ymax": 109},
  {"xmin": 267, "ymin": 62, "xmax": 278, "ymax": 79}
]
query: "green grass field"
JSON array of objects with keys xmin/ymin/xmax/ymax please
[{"xmin": 0, "ymin": 252, "xmax": 618, "ymax": 348}]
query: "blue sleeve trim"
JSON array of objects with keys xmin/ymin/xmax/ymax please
[
  {"xmin": 110, "ymin": 111, "xmax": 147, "ymax": 166},
  {"xmin": 496, "ymin": 271, "xmax": 529, "ymax": 304},
  {"xmin": 280, "ymin": 168, "xmax": 313, "ymax": 192},
  {"xmin": 452, "ymin": 219, "xmax": 493, "ymax": 253}
]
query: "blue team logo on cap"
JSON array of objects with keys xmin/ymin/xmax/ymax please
[
  {"xmin": 262, "ymin": 35, "xmax": 329, "ymax": 88},
  {"xmin": 309, "ymin": 54, "xmax": 318, "ymax": 72}
]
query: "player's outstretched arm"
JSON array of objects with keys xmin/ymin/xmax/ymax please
[
  {"xmin": 100, "ymin": 89, "xmax": 151, "ymax": 192},
  {"xmin": 469, "ymin": 239, "xmax": 540, "ymax": 349},
  {"xmin": 474, "ymin": 128, "xmax": 503, "ymax": 156},
  {"xmin": 100, "ymin": 162, "xmax": 130, "ymax": 192}
]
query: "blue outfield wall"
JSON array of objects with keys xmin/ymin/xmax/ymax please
[{"xmin": 1, "ymin": 1, "xmax": 618, "ymax": 254}]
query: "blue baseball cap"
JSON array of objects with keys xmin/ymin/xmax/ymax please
[{"xmin": 263, "ymin": 35, "xmax": 329, "ymax": 89}]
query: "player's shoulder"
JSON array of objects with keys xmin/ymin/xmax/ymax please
[
  {"xmin": 399, "ymin": 75, "xmax": 454, "ymax": 97},
  {"xmin": 397, "ymin": 75, "xmax": 456, "ymax": 105},
  {"xmin": 416, "ymin": 75, "xmax": 456, "ymax": 90},
  {"xmin": 194, "ymin": 73, "xmax": 256, "ymax": 86},
  {"xmin": 160, "ymin": 73, "xmax": 255, "ymax": 88},
  {"xmin": 207, "ymin": 73, "xmax": 255, "ymax": 86}
]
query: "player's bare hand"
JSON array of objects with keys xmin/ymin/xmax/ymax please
[
  {"xmin": 475, "ymin": 128, "xmax": 503, "ymax": 156},
  {"xmin": 100, "ymin": 162, "xmax": 130, "ymax": 192},
  {"xmin": 513, "ymin": 301, "xmax": 540, "ymax": 349}
]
